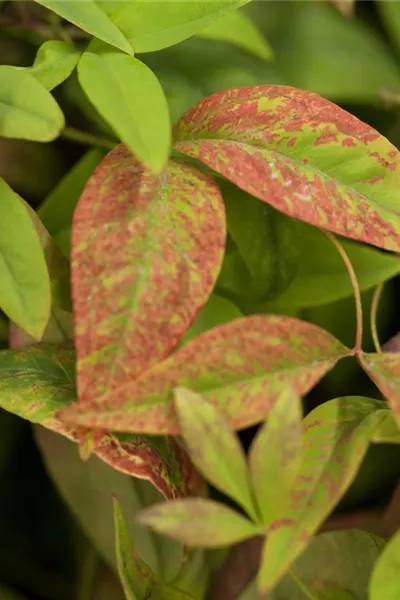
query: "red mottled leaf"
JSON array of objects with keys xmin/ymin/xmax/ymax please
[
  {"xmin": 59, "ymin": 315, "xmax": 350, "ymax": 435},
  {"xmin": 173, "ymin": 85, "xmax": 400, "ymax": 252},
  {"xmin": 257, "ymin": 396, "xmax": 390, "ymax": 594},
  {"xmin": 360, "ymin": 352, "xmax": 400, "ymax": 426},
  {"xmin": 72, "ymin": 145, "xmax": 225, "ymax": 403},
  {"xmin": 0, "ymin": 344, "xmax": 202, "ymax": 499},
  {"xmin": 138, "ymin": 498, "xmax": 260, "ymax": 548},
  {"xmin": 113, "ymin": 498, "xmax": 156, "ymax": 600},
  {"xmin": 382, "ymin": 333, "xmax": 400, "ymax": 353}
]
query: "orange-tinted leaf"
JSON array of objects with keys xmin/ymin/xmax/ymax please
[
  {"xmin": 72, "ymin": 145, "xmax": 225, "ymax": 402},
  {"xmin": 174, "ymin": 86, "xmax": 400, "ymax": 252},
  {"xmin": 59, "ymin": 315, "xmax": 350, "ymax": 434},
  {"xmin": 360, "ymin": 352, "xmax": 400, "ymax": 425}
]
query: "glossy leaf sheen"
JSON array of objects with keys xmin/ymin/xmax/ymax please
[
  {"xmin": 113, "ymin": 499, "xmax": 155, "ymax": 600},
  {"xmin": 249, "ymin": 388, "xmax": 302, "ymax": 525},
  {"xmin": 138, "ymin": 499, "xmax": 259, "ymax": 547},
  {"xmin": 258, "ymin": 396, "xmax": 390, "ymax": 593},
  {"xmin": 0, "ymin": 180, "xmax": 50, "ymax": 339},
  {"xmin": 174, "ymin": 85, "xmax": 400, "ymax": 252},
  {"xmin": 175, "ymin": 388, "xmax": 256, "ymax": 519},
  {"xmin": 111, "ymin": 1, "xmax": 250, "ymax": 54},
  {"xmin": 30, "ymin": 40, "xmax": 80, "ymax": 90},
  {"xmin": 34, "ymin": 0, "xmax": 133, "ymax": 54},
  {"xmin": 78, "ymin": 52, "xmax": 170, "ymax": 172},
  {"xmin": 60, "ymin": 315, "xmax": 349, "ymax": 434},
  {"xmin": 0, "ymin": 66, "xmax": 64, "ymax": 141},
  {"xmin": 370, "ymin": 529, "xmax": 400, "ymax": 600},
  {"xmin": 360, "ymin": 352, "xmax": 400, "ymax": 426},
  {"xmin": 196, "ymin": 10, "xmax": 273, "ymax": 61},
  {"xmin": 0, "ymin": 345, "xmax": 202, "ymax": 499},
  {"xmin": 72, "ymin": 146, "xmax": 225, "ymax": 403}
]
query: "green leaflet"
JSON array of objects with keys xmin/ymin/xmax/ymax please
[
  {"xmin": 113, "ymin": 499, "xmax": 156, "ymax": 600},
  {"xmin": 196, "ymin": 9, "xmax": 273, "ymax": 61},
  {"xmin": 269, "ymin": 222, "xmax": 400, "ymax": 308},
  {"xmin": 138, "ymin": 498, "xmax": 259, "ymax": 548},
  {"xmin": 33, "ymin": 0, "xmax": 133, "ymax": 54},
  {"xmin": 249, "ymin": 388, "xmax": 302, "ymax": 525},
  {"xmin": 175, "ymin": 388, "xmax": 257, "ymax": 521},
  {"xmin": 174, "ymin": 86, "xmax": 400, "ymax": 252},
  {"xmin": 38, "ymin": 148, "xmax": 105, "ymax": 237},
  {"xmin": 369, "ymin": 529, "xmax": 400, "ymax": 600},
  {"xmin": 0, "ymin": 180, "xmax": 51, "ymax": 339},
  {"xmin": 110, "ymin": 1, "xmax": 250, "ymax": 54},
  {"xmin": 30, "ymin": 41, "xmax": 80, "ymax": 90},
  {"xmin": 257, "ymin": 397, "xmax": 390, "ymax": 594},
  {"xmin": 78, "ymin": 51, "xmax": 170, "ymax": 172},
  {"xmin": 0, "ymin": 66, "xmax": 64, "ymax": 141}
]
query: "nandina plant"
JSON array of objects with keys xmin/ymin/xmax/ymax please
[{"xmin": 1, "ymin": 1, "xmax": 400, "ymax": 599}]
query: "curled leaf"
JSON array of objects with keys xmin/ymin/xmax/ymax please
[
  {"xmin": 72, "ymin": 146, "xmax": 225, "ymax": 403},
  {"xmin": 174, "ymin": 85, "xmax": 400, "ymax": 252},
  {"xmin": 60, "ymin": 315, "xmax": 350, "ymax": 434}
]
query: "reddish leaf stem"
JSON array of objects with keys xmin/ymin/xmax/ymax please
[
  {"xmin": 322, "ymin": 230, "xmax": 363, "ymax": 353},
  {"xmin": 370, "ymin": 284, "xmax": 384, "ymax": 353}
]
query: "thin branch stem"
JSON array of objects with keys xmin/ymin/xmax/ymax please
[
  {"xmin": 371, "ymin": 284, "xmax": 384, "ymax": 353},
  {"xmin": 322, "ymin": 230, "xmax": 363, "ymax": 353},
  {"xmin": 61, "ymin": 127, "xmax": 116, "ymax": 151}
]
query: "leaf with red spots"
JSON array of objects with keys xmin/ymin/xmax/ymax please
[
  {"xmin": 59, "ymin": 315, "xmax": 350, "ymax": 435},
  {"xmin": 257, "ymin": 396, "xmax": 390, "ymax": 594},
  {"xmin": 113, "ymin": 498, "xmax": 156, "ymax": 600},
  {"xmin": 0, "ymin": 344, "xmax": 202, "ymax": 499},
  {"xmin": 72, "ymin": 145, "xmax": 225, "ymax": 404},
  {"xmin": 249, "ymin": 387, "xmax": 302, "ymax": 525},
  {"xmin": 360, "ymin": 352, "xmax": 400, "ymax": 427},
  {"xmin": 138, "ymin": 498, "xmax": 259, "ymax": 548},
  {"xmin": 173, "ymin": 85, "xmax": 400, "ymax": 252},
  {"xmin": 174, "ymin": 387, "xmax": 257, "ymax": 521}
]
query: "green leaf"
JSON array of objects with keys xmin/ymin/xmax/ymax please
[
  {"xmin": 0, "ymin": 66, "xmax": 64, "ymax": 141},
  {"xmin": 174, "ymin": 387, "xmax": 257, "ymax": 520},
  {"xmin": 360, "ymin": 352, "xmax": 400, "ymax": 427},
  {"xmin": 34, "ymin": 0, "xmax": 133, "ymax": 54},
  {"xmin": 111, "ymin": 1, "xmax": 250, "ymax": 53},
  {"xmin": 179, "ymin": 293, "xmax": 242, "ymax": 346},
  {"xmin": 266, "ymin": 530, "xmax": 384, "ymax": 600},
  {"xmin": 174, "ymin": 86, "xmax": 400, "ymax": 252},
  {"xmin": 78, "ymin": 51, "xmax": 170, "ymax": 172},
  {"xmin": 148, "ymin": 584, "xmax": 196, "ymax": 600},
  {"xmin": 249, "ymin": 388, "xmax": 302, "ymax": 525},
  {"xmin": 257, "ymin": 397, "xmax": 391, "ymax": 594},
  {"xmin": 220, "ymin": 181, "xmax": 300, "ymax": 301},
  {"xmin": 370, "ymin": 529, "xmax": 400, "ymax": 600},
  {"xmin": 60, "ymin": 315, "xmax": 349, "ymax": 434},
  {"xmin": 379, "ymin": 1, "xmax": 400, "ymax": 58},
  {"xmin": 30, "ymin": 40, "xmax": 80, "ymax": 90},
  {"xmin": 38, "ymin": 149, "xmax": 105, "ymax": 237},
  {"xmin": 197, "ymin": 9, "xmax": 273, "ymax": 61},
  {"xmin": 70, "ymin": 146, "xmax": 225, "ymax": 403},
  {"xmin": 138, "ymin": 499, "xmax": 259, "ymax": 548},
  {"xmin": 0, "ymin": 179, "xmax": 51, "ymax": 339},
  {"xmin": 270, "ymin": 222, "xmax": 400, "ymax": 308},
  {"xmin": 113, "ymin": 499, "xmax": 156, "ymax": 600}
]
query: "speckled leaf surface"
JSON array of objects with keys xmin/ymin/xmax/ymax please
[
  {"xmin": 257, "ymin": 396, "xmax": 390, "ymax": 594},
  {"xmin": 60, "ymin": 315, "xmax": 350, "ymax": 435},
  {"xmin": 174, "ymin": 85, "xmax": 400, "ymax": 252},
  {"xmin": 360, "ymin": 352, "xmax": 400, "ymax": 426},
  {"xmin": 138, "ymin": 498, "xmax": 259, "ymax": 548},
  {"xmin": 72, "ymin": 145, "xmax": 225, "ymax": 403},
  {"xmin": 0, "ymin": 344, "xmax": 201, "ymax": 499},
  {"xmin": 113, "ymin": 499, "xmax": 156, "ymax": 600}
]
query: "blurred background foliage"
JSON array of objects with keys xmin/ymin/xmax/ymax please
[{"xmin": 1, "ymin": 1, "xmax": 400, "ymax": 598}]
